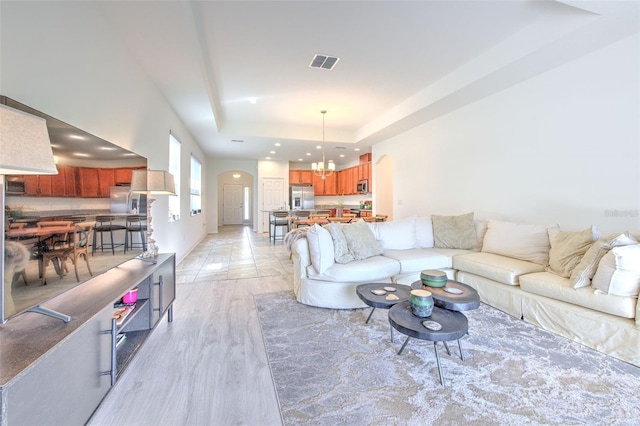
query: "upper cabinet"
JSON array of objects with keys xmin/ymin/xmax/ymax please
[
  {"xmin": 290, "ymin": 170, "xmax": 313, "ymax": 185},
  {"xmin": 13, "ymin": 166, "xmax": 139, "ymax": 198}
]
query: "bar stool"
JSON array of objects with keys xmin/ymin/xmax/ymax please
[
  {"xmin": 124, "ymin": 215, "xmax": 147, "ymax": 253},
  {"xmin": 92, "ymin": 215, "xmax": 126, "ymax": 255},
  {"xmin": 270, "ymin": 211, "xmax": 290, "ymax": 243}
]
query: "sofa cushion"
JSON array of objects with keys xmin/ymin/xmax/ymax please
[
  {"xmin": 306, "ymin": 255, "xmax": 400, "ymax": 282},
  {"xmin": 383, "ymin": 248, "xmax": 453, "ymax": 273},
  {"xmin": 520, "ymin": 272, "xmax": 637, "ymax": 319},
  {"xmin": 482, "ymin": 220, "xmax": 556, "ymax": 265},
  {"xmin": 415, "ymin": 217, "xmax": 434, "ymax": 248},
  {"xmin": 592, "ymin": 244, "xmax": 640, "ymax": 297},
  {"xmin": 306, "ymin": 224, "xmax": 335, "ymax": 274},
  {"xmin": 571, "ymin": 233, "xmax": 638, "ymax": 289},
  {"xmin": 325, "ymin": 223, "xmax": 354, "ymax": 264},
  {"xmin": 342, "ymin": 219, "xmax": 383, "ymax": 260},
  {"xmin": 453, "ymin": 252, "xmax": 545, "ymax": 286},
  {"xmin": 432, "ymin": 212, "xmax": 477, "ymax": 250},
  {"xmin": 376, "ymin": 217, "xmax": 417, "ymax": 250},
  {"xmin": 546, "ymin": 226, "xmax": 599, "ymax": 278}
]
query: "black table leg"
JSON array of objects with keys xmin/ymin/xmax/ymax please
[
  {"xmin": 457, "ymin": 339, "xmax": 465, "ymax": 361},
  {"xmin": 434, "ymin": 342, "xmax": 445, "ymax": 386},
  {"xmin": 398, "ymin": 336, "xmax": 411, "ymax": 355},
  {"xmin": 365, "ymin": 307, "xmax": 376, "ymax": 324}
]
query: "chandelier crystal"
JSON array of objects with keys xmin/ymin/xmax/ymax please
[{"xmin": 311, "ymin": 110, "xmax": 335, "ymax": 180}]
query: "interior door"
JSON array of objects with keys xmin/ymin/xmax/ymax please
[
  {"xmin": 262, "ymin": 178, "xmax": 285, "ymax": 233},
  {"xmin": 223, "ymin": 184, "xmax": 243, "ymax": 225}
]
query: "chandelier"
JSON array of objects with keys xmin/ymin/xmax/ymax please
[{"xmin": 311, "ymin": 110, "xmax": 335, "ymax": 179}]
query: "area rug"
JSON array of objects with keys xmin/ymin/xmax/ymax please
[{"xmin": 255, "ymin": 291, "xmax": 640, "ymax": 426}]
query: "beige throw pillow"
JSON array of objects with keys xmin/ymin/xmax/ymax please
[
  {"xmin": 432, "ymin": 212, "xmax": 477, "ymax": 250},
  {"xmin": 571, "ymin": 233, "xmax": 638, "ymax": 289},
  {"xmin": 546, "ymin": 226, "xmax": 599, "ymax": 278}
]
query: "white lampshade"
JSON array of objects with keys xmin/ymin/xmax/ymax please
[
  {"xmin": 131, "ymin": 169, "xmax": 176, "ymax": 194},
  {"xmin": 0, "ymin": 104, "xmax": 57, "ymax": 175}
]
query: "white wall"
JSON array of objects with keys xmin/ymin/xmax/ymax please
[
  {"xmin": 373, "ymin": 34, "xmax": 640, "ymax": 233},
  {"xmin": 1, "ymin": 1, "xmax": 207, "ymax": 261}
]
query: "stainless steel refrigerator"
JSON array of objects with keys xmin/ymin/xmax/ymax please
[{"xmin": 290, "ymin": 186, "xmax": 315, "ymax": 210}]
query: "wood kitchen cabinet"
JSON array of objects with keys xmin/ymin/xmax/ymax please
[
  {"xmin": 311, "ymin": 170, "xmax": 338, "ymax": 195},
  {"xmin": 23, "ymin": 175, "xmax": 39, "ymax": 196},
  {"xmin": 51, "ymin": 165, "xmax": 77, "ymax": 197},
  {"xmin": 114, "ymin": 168, "xmax": 134, "ymax": 185},
  {"xmin": 289, "ymin": 170, "xmax": 313, "ymax": 185},
  {"xmin": 78, "ymin": 167, "xmax": 100, "ymax": 197},
  {"xmin": 98, "ymin": 169, "xmax": 116, "ymax": 197}
]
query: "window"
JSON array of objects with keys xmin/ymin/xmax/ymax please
[
  {"xmin": 190, "ymin": 155, "xmax": 202, "ymax": 216},
  {"xmin": 168, "ymin": 134, "xmax": 181, "ymax": 221},
  {"xmin": 243, "ymin": 186, "xmax": 250, "ymax": 221}
]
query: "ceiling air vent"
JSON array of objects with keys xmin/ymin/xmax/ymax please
[
  {"xmin": 231, "ymin": 139, "xmax": 244, "ymax": 143},
  {"xmin": 309, "ymin": 54, "xmax": 340, "ymax": 70}
]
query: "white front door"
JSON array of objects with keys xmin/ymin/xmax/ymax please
[
  {"xmin": 262, "ymin": 178, "xmax": 285, "ymax": 233},
  {"xmin": 223, "ymin": 184, "xmax": 243, "ymax": 225}
]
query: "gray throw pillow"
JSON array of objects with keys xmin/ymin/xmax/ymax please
[
  {"xmin": 325, "ymin": 223, "xmax": 354, "ymax": 264},
  {"xmin": 432, "ymin": 212, "xmax": 477, "ymax": 250},
  {"xmin": 342, "ymin": 219, "xmax": 383, "ymax": 260}
]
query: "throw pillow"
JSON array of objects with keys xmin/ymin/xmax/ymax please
[
  {"xmin": 342, "ymin": 219, "xmax": 383, "ymax": 260},
  {"xmin": 325, "ymin": 223, "xmax": 354, "ymax": 264},
  {"xmin": 571, "ymin": 233, "xmax": 638, "ymax": 289},
  {"xmin": 546, "ymin": 226, "xmax": 599, "ymax": 278},
  {"xmin": 415, "ymin": 216, "xmax": 434, "ymax": 248},
  {"xmin": 306, "ymin": 224, "xmax": 335, "ymax": 274},
  {"xmin": 482, "ymin": 220, "xmax": 557, "ymax": 265},
  {"xmin": 592, "ymin": 244, "xmax": 640, "ymax": 297},
  {"xmin": 375, "ymin": 216, "xmax": 417, "ymax": 250},
  {"xmin": 432, "ymin": 212, "xmax": 477, "ymax": 250}
]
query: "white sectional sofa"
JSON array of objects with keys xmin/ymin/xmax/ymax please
[{"xmin": 289, "ymin": 215, "xmax": 640, "ymax": 366}]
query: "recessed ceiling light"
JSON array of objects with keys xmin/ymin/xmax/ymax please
[
  {"xmin": 298, "ymin": 158, "xmax": 303, "ymax": 161},
  {"xmin": 266, "ymin": 156, "xmax": 271, "ymax": 160},
  {"xmin": 306, "ymin": 153, "xmax": 311, "ymax": 156},
  {"xmin": 270, "ymin": 150, "xmax": 276, "ymax": 154},
  {"xmin": 275, "ymin": 143, "xmax": 281, "ymax": 147},
  {"xmin": 354, "ymin": 148, "xmax": 361, "ymax": 151},
  {"xmin": 316, "ymin": 145, "xmax": 322, "ymax": 149},
  {"xmin": 69, "ymin": 134, "xmax": 86, "ymax": 140},
  {"xmin": 340, "ymin": 154, "xmax": 345, "ymax": 158}
]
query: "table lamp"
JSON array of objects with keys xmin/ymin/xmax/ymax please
[
  {"xmin": 1, "ymin": 103, "xmax": 61, "ymax": 321},
  {"xmin": 130, "ymin": 169, "xmax": 175, "ymax": 263}
]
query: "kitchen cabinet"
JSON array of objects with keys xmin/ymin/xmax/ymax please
[
  {"xmin": 114, "ymin": 167, "xmax": 137, "ymax": 185},
  {"xmin": 98, "ymin": 169, "xmax": 116, "ymax": 197},
  {"xmin": 51, "ymin": 165, "xmax": 77, "ymax": 197},
  {"xmin": 311, "ymin": 170, "xmax": 338, "ymax": 195},
  {"xmin": 78, "ymin": 167, "xmax": 100, "ymax": 197},
  {"xmin": 37, "ymin": 175, "xmax": 53, "ymax": 196},
  {"xmin": 23, "ymin": 175, "xmax": 39, "ymax": 196},
  {"xmin": 289, "ymin": 170, "xmax": 313, "ymax": 185}
]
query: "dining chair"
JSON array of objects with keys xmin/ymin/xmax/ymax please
[
  {"xmin": 124, "ymin": 215, "xmax": 147, "ymax": 253},
  {"xmin": 41, "ymin": 223, "xmax": 94, "ymax": 285},
  {"xmin": 37, "ymin": 220, "xmax": 74, "ymax": 248},
  {"xmin": 92, "ymin": 215, "xmax": 126, "ymax": 255}
]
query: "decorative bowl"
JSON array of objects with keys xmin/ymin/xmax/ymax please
[
  {"xmin": 122, "ymin": 288, "xmax": 138, "ymax": 304},
  {"xmin": 420, "ymin": 269, "xmax": 448, "ymax": 288},
  {"xmin": 410, "ymin": 289, "xmax": 434, "ymax": 317}
]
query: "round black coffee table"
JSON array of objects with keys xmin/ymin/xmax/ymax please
[
  {"xmin": 356, "ymin": 283, "xmax": 411, "ymax": 342},
  {"xmin": 411, "ymin": 279, "xmax": 480, "ymax": 311},
  {"xmin": 388, "ymin": 301, "xmax": 468, "ymax": 386}
]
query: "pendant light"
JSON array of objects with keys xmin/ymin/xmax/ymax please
[{"xmin": 311, "ymin": 110, "xmax": 335, "ymax": 180}]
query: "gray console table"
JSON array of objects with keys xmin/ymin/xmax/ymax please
[{"xmin": 0, "ymin": 253, "xmax": 176, "ymax": 425}]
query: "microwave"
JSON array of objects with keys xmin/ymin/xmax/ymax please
[
  {"xmin": 357, "ymin": 179, "xmax": 368, "ymax": 194},
  {"xmin": 5, "ymin": 177, "xmax": 26, "ymax": 195}
]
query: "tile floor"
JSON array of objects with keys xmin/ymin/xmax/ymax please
[{"xmin": 176, "ymin": 225, "xmax": 292, "ymax": 283}]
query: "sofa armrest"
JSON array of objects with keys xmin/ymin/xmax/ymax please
[
  {"xmin": 636, "ymin": 300, "xmax": 640, "ymax": 327},
  {"xmin": 292, "ymin": 238, "xmax": 311, "ymax": 279}
]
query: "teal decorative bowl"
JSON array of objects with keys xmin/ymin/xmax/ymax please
[{"xmin": 420, "ymin": 269, "xmax": 448, "ymax": 288}]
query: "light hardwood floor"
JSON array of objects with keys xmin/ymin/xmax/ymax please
[{"xmin": 89, "ymin": 226, "xmax": 291, "ymax": 426}]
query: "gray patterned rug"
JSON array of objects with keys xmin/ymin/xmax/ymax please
[{"xmin": 254, "ymin": 291, "xmax": 640, "ymax": 426}]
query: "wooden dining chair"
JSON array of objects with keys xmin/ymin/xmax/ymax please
[
  {"xmin": 41, "ymin": 222, "xmax": 94, "ymax": 285},
  {"xmin": 37, "ymin": 220, "xmax": 74, "ymax": 248}
]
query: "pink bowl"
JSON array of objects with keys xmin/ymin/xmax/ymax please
[{"xmin": 122, "ymin": 288, "xmax": 138, "ymax": 304}]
